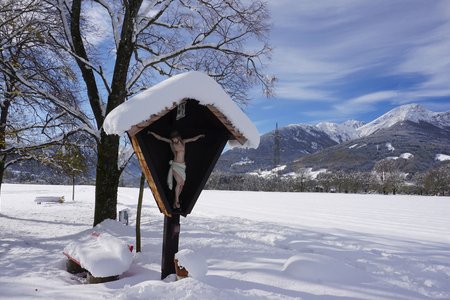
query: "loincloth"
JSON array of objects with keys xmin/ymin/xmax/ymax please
[{"xmin": 167, "ymin": 160, "xmax": 186, "ymax": 190}]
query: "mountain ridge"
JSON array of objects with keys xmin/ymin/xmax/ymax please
[
  {"xmin": 357, "ymin": 104, "xmax": 450, "ymax": 137},
  {"xmin": 215, "ymin": 103, "xmax": 450, "ymax": 174}
]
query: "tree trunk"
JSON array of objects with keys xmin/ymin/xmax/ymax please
[
  {"xmin": 0, "ymin": 81, "xmax": 11, "ymax": 197},
  {"xmin": 69, "ymin": 0, "xmax": 143, "ymax": 226},
  {"xmin": 93, "ymin": 131, "xmax": 120, "ymax": 226},
  {"xmin": 0, "ymin": 158, "xmax": 5, "ymax": 198}
]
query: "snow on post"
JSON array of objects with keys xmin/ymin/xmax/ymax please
[{"xmin": 175, "ymin": 249, "xmax": 208, "ymax": 279}]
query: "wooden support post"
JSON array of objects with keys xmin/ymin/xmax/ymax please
[
  {"xmin": 161, "ymin": 214, "xmax": 180, "ymax": 279},
  {"xmin": 136, "ymin": 173, "xmax": 145, "ymax": 253}
]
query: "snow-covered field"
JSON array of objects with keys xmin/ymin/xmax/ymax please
[{"xmin": 1, "ymin": 184, "xmax": 450, "ymax": 299}]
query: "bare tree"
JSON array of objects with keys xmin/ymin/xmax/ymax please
[
  {"xmin": 37, "ymin": 0, "xmax": 272, "ymax": 225},
  {"xmin": 374, "ymin": 159, "xmax": 404, "ymax": 195},
  {"xmin": 0, "ymin": 0, "xmax": 87, "ymax": 193},
  {"xmin": 2, "ymin": 0, "xmax": 272, "ymax": 224},
  {"xmin": 316, "ymin": 172, "xmax": 333, "ymax": 193},
  {"xmin": 296, "ymin": 168, "xmax": 310, "ymax": 192},
  {"xmin": 361, "ymin": 171, "xmax": 376, "ymax": 193},
  {"xmin": 424, "ymin": 164, "xmax": 450, "ymax": 196},
  {"xmin": 331, "ymin": 170, "xmax": 347, "ymax": 193}
]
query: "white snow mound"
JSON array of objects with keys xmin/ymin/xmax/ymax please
[
  {"xmin": 435, "ymin": 154, "xmax": 450, "ymax": 161},
  {"xmin": 64, "ymin": 232, "xmax": 133, "ymax": 278},
  {"xmin": 175, "ymin": 249, "xmax": 208, "ymax": 278},
  {"xmin": 386, "ymin": 142, "xmax": 395, "ymax": 151},
  {"xmin": 103, "ymin": 71, "xmax": 259, "ymax": 149},
  {"xmin": 400, "ymin": 153, "xmax": 414, "ymax": 159},
  {"xmin": 282, "ymin": 253, "xmax": 372, "ymax": 284}
]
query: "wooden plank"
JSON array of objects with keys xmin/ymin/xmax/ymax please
[
  {"xmin": 128, "ymin": 103, "xmax": 179, "ymax": 137},
  {"xmin": 206, "ymin": 104, "xmax": 247, "ymax": 145},
  {"xmin": 130, "ymin": 135, "xmax": 170, "ymax": 217},
  {"xmin": 128, "ymin": 114, "xmax": 160, "ymax": 137}
]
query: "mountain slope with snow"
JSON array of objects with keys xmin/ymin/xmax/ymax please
[
  {"xmin": 316, "ymin": 120, "xmax": 364, "ymax": 143},
  {"xmin": 215, "ymin": 124, "xmax": 337, "ymax": 173},
  {"xmin": 357, "ymin": 103, "xmax": 450, "ymax": 137},
  {"xmin": 295, "ymin": 120, "xmax": 450, "ymax": 172},
  {"xmin": 315, "ymin": 103, "xmax": 450, "ymax": 142},
  {"xmin": 215, "ymin": 103, "xmax": 450, "ymax": 174}
]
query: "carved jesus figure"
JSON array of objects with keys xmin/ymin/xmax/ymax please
[{"xmin": 149, "ymin": 130, "xmax": 205, "ymax": 209}]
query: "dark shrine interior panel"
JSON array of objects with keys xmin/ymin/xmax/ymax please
[{"xmin": 135, "ymin": 99, "xmax": 231, "ymax": 216}]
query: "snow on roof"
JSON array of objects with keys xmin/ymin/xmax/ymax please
[{"xmin": 103, "ymin": 71, "xmax": 260, "ymax": 149}]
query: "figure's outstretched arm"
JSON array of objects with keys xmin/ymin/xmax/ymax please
[
  {"xmin": 184, "ymin": 134, "xmax": 206, "ymax": 143},
  {"xmin": 148, "ymin": 131, "xmax": 171, "ymax": 143}
]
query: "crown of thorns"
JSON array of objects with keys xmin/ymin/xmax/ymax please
[{"xmin": 170, "ymin": 130, "xmax": 181, "ymax": 139}]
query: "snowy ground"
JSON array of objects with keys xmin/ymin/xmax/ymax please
[{"xmin": 1, "ymin": 184, "xmax": 450, "ymax": 299}]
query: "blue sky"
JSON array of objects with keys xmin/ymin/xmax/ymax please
[{"xmin": 246, "ymin": 0, "xmax": 450, "ymax": 134}]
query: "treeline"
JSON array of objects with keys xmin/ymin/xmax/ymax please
[{"xmin": 206, "ymin": 163, "xmax": 450, "ymax": 196}]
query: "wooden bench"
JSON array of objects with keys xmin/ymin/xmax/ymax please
[{"xmin": 35, "ymin": 196, "xmax": 65, "ymax": 204}]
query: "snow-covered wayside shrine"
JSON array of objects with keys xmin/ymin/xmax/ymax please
[{"xmin": 1, "ymin": 184, "xmax": 450, "ymax": 299}]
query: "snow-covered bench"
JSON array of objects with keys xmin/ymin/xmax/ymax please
[
  {"xmin": 63, "ymin": 232, "xmax": 133, "ymax": 284},
  {"xmin": 35, "ymin": 196, "xmax": 65, "ymax": 204}
]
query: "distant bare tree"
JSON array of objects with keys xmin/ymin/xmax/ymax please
[
  {"xmin": 316, "ymin": 172, "xmax": 333, "ymax": 192},
  {"xmin": 424, "ymin": 164, "xmax": 450, "ymax": 196},
  {"xmin": 296, "ymin": 168, "xmax": 310, "ymax": 192},
  {"xmin": 412, "ymin": 172, "xmax": 426, "ymax": 195},
  {"xmin": 331, "ymin": 170, "xmax": 347, "ymax": 193},
  {"xmin": 374, "ymin": 159, "xmax": 404, "ymax": 194},
  {"xmin": 0, "ymin": 0, "xmax": 86, "ymax": 193}
]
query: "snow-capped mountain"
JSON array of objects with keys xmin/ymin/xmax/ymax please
[
  {"xmin": 316, "ymin": 104, "xmax": 450, "ymax": 141},
  {"xmin": 215, "ymin": 103, "xmax": 450, "ymax": 174},
  {"xmin": 215, "ymin": 124, "xmax": 337, "ymax": 173},
  {"xmin": 316, "ymin": 120, "xmax": 365, "ymax": 143},
  {"xmin": 357, "ymin": 104, "xmax": 450, "ymax": 137},
  {"xmin": 431, "ymin": 110, "xmax": 450, "ymax": 128},
  {"xmin": 295, "ymin": 119, "xmax": 450, "ymax": 173}
]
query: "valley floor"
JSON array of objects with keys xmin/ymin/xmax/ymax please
[{"xmin": 1, "ymin": 184, "xmax": 450, "ymax": 299}]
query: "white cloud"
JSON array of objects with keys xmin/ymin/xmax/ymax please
[
  {"xmin": 82, "ymin": 1, "xmax": 113, "ymax": 46},
  {"xmin": 269, "ymin": 47, "xmax": 358, "ymax": 100},
  {"xmin": 138, "ymin": 0, "xmax": 159, "ymax": 18},
  {"xmin": 395, "ymin": 23, "xmax": 450, "ymax": 94},
  {"xmin": 332, "ymin": 91, "xmax": 399, "ymax": 117},
  {"xmin": 267, "ymin": 0, "xmax": 450, "ymax": 112},
  {"xmin": 348, "ymin": 91, "xmax": 399, "ymax": 106}
]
